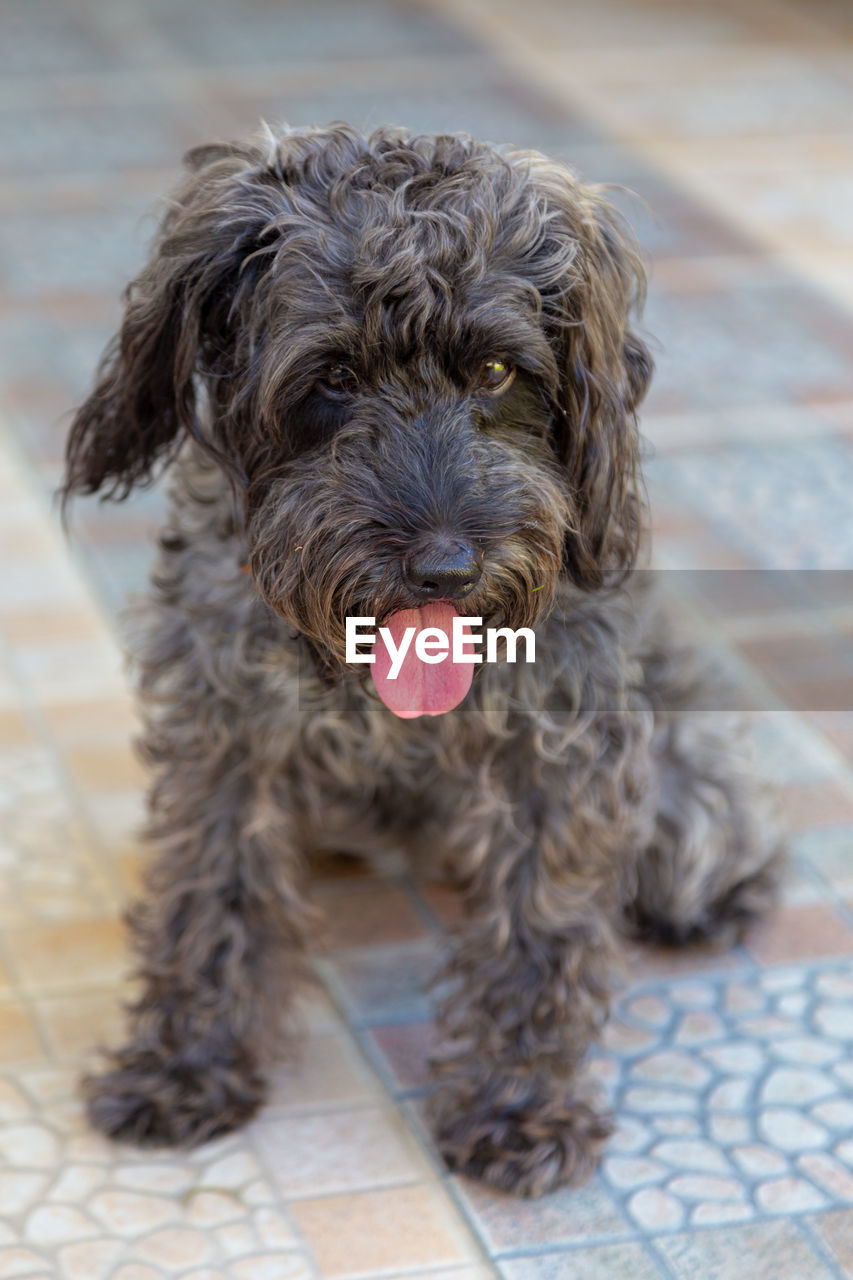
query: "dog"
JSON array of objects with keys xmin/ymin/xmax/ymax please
[{"xmin": 63, "ymin": 122, "xmax": 783, "ymax": 1197}]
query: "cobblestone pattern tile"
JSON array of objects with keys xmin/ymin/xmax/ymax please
[
  {"xmin": 0, "ymin": 1063, "xmax": 317, "ymax": 1279},
  {"xmin": 357, "ymin": 949, "xmax": 853, "ymax": 1269},
  {"xmin": 598, "ymin": 966, "xmax": 853, "ymax": 1232}
]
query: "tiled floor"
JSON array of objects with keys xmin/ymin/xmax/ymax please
[{"xmin": 1, "ymin": 0, "xmax": 853, "ymax": 1277}]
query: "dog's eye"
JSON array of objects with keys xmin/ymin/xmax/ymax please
[
  {"xmin": 319, "ymin": 363, "xmax": 359, "ymax": 399},
  {"xmin": 476, "ymin": 359, "xmax": 515, "ymax": 396}
]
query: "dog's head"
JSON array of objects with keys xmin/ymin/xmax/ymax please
[{"xmin": 64, "ymin": 123, "xmax": 651, "ymax": 708}]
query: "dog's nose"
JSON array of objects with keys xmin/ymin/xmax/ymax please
[{"xmin": 404, "ymin": 542, "xmax": 483, "ymax": 600}]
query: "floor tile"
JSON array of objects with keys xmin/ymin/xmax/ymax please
[
  {"xmin": 809, "ymin": 1207, "xmax": 853, "ymax": 1275},
  {"xmin": 0, "ymin": 1001, "xmax": 46, "ymax": 1064},
  {"xmin": 746, "ymin": 903, "xmax": 853, "ymax": 964},
  {"xmin": 252, "ymin": 1105, "xmax": 428, "ymax": 1197},
  {"xmin": 320, "ymin": 939, "xmax": 443, "ymax": 1024},
  {"xmin": 367, "ymin": 1020, "xmax": 437, "ymax": 1092},
  {"xmin": 655, "ymin": 1218, "xmax": 835, "ymax": 1280},
  {"xmin": 382, "ymin": 1269, "xmax": 495, "ymax": 1280},
  {"xmin": 647, "ymin": 437, "xmax": 853, "ymax": 571},
  {"xmin": 4, "ymin": 917, "xmax": 128, "ymax": 993},
  {"xmin": 264, "ymin": 1030, "xmax": 382, "ymax": 1112},
  {"xmin": 415, "ymin": 881, "xmax": 466, "ymax": 925},
  {"xmin": 289, "ymin": 1183, "xmax": 478, "ymax": 1278},
  {"xmin": 780, "ymin": 782, "xmax": 853, "ymax": 831},
  {"xmin": 454, "ymin": 1176, "xmax": 627, "ymax": 1251},
  {"xmin": 39, "ymin": 697, "xmax": 140, "ymax": 747},
  {"xmin": 807, "ymin": 712, "xmax": 853, "ymax": 768},
  {"xmin": 63, "ymin": 745, "xmax": 147, "ymax": 793},
  {"xmin": 794, "ymin": 826, "xmax": 853, "ymax": 896},
  {"xmin": 32, "ymin": 988, "xmax": 126, "ymax": 1058},
  {"xmin": 498, "ymin": 1242, "xmax": 662, "ymax": 1280},
  {"xmin": 154, "ymin": 0, "xmax": 481, "ymax": 70},
  {"xmin": 0, "ymin": 707, "xmax": 35, "ymax": 747},
  {"xmin": 314, "ymin": 882, "xmax": 427, "ymax": 950}
]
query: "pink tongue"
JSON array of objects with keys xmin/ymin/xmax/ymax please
[{"xmin": 371, "ymin": 602, "xmax": 474, "ymax": 718}]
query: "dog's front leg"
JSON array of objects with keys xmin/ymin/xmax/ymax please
[
  {"xmin": 84, "ymin": 746, "xmax": 313, "ymax": 1148},
  {"xmin": 429, "ymin": 793, "xmax": 622, "ymax": 1197}
]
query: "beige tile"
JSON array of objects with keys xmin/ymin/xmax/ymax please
[
  {"xmin": 781, "ymin": 782, "xmax": 853, "ymax": 830},
  {"xmin": 5, "ymin": 917, "xmax": 128, "ymax": 993},
  {"xmin": 41, "ymin": 696, "xmax": 139, "ymax": 746},
  {"xmin": 0, "ymin": 708, "xmax": 35, "ymax": 747},
  {"xmin": 12, "ymin": 635, "xmax": 127, "ymax": 703},
  {"xmin": 56, "ymin": 1239, "xmax": 124, "ymax": 1280},
  {"xmin": 0, "ymin": 1001, "xmax": 46, "ymax": 1064},
  {"xmin": 290, "ymin": 1183, "xmax": 477, "ymax": 1278},
  {"xmin": 111, "ymin": 1266, "xmax": 167, "ymax": 1280},
  {"xmin": 382, "ymin": 1270, "xmax": 495, "ymax": 1280},
  {"xmin": 0, "ymin": 887, "xmax": 114, "ymax": 931},
  {"xmin": 63, "ymin": 745, "xmax": 146, "ymax": 792},
  {"xmin": 0, "ymin": 521, "xmax": 56, "ymax": 558},
  {"xmin": 35, "ymin": 988, "xmax": 125, "ymax": 1058},
  {"xmin": 0, "ymin": 952, "xmax": 16, "ymax": 1000},
  {"xmin": 252, "ymin": 1105, "xmax": 428, "ymax": 1197},
  {"xmin": 294, "ymin": 988, "xmax": 346, "ymax": 1034},
  {"xmin": 82, "ymin": 790, "xmax": 147, "ymax": 848},
  {"xmin": 266, "ymin": 1030, "xmax": 381, "ymax": 1112},
  {"xmin": 132, "ymin": 1226, "xmax": 215, "ymax": 1269},
  {"xmin": 747, "ymin": 903, "xmax": 853, "ymax": 964},
  {"xmin": 629, "ymin": 942, "xmax": 741, "ymax": 981},
  {"xmin": 810, "ymin": 1208, "xmax": 853, "ymax": 1274},
  {"xmin": 1, "ymin": 606, "xmax": 105, "ymax": 645},
  {"xmin": 115, "ymin": 848, "xmax": 147, "ymax": 895}
]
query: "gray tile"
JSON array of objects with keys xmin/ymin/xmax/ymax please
[
  {"xmin": 646, "ymin": 437, "xmax": 853, "ymax": 571},
  {"xmin": 0, "ymin": 208, "xmax": 152, "ymax": 298},
  {"xmin": 320, "ymin": 939, "xmax": 443, "ymax": 1023},
  {"xmin": 0, "ymin": 0, "xmax": 108, "ymax": 77},
  {"xmin": 656, "ymin": 1219, "xmax": 835, "ymax": 1280},
  {"xmin": 456, "ymin": 1176, "xmax": 628, "ymax": 1251},
  {"xmin": 0, "ymin": 104, "xmax": 185, "ymax": 178},
  {"xmin": 498, "ymin": 1242, "xmax": 663, "ymax": 1280},
  {"xmin": 154, "ymin": 0, "xmax": 481, "ymax": 69},
  {"xmin": 213, "ymin": 68, "xmax": 602, "ymax": 157},
  {"xmin": 644, "ymin": 283, "xmax": 853, "ymax": 414}
]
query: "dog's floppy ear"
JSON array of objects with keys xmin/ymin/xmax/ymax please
[
  {"xmin": 63, "ymin": 139, "xmax": 277, "ymax": 503},
  {"xmin": 529, "ymin": 164, "xmax": 653, "ymax": 588}
]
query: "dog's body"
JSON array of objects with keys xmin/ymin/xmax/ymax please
[{"xmin": 64, "ymin": 123, "xmax": 782, "ymax": 1196}]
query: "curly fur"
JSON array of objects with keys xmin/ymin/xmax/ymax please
[{"xmin": 63, "ymin": 123, "xmax": 783, "ymax": 1196}]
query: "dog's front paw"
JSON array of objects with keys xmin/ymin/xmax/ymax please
[
  {"xmin": 83, "ymin": 1044, "xmax": 265, "ymax": 1148},
  {"xmin": 432, "ymin": 1079, "xmax": 612, "ymax": 1197}
]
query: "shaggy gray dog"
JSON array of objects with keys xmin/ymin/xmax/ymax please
[{"xmin": 64, "ymin": 123, "xmax": 782, "ymax": 1197}]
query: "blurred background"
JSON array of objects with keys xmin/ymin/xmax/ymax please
[{"xmin": 1, "ymin": 1, "xmax": 853, "ymax": 1278}]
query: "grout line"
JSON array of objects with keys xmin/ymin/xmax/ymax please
[
  {"xmin": 644, "ymin": 1235, "xmax": 681, "ymax": 1278},
  {"xmin": 797, "ymin": 1214, "xmax": 848, "ymax": 1280},
  {"xmin": 489, "ymin": 1231, "xmax": 641, "ymax": 1261}
]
